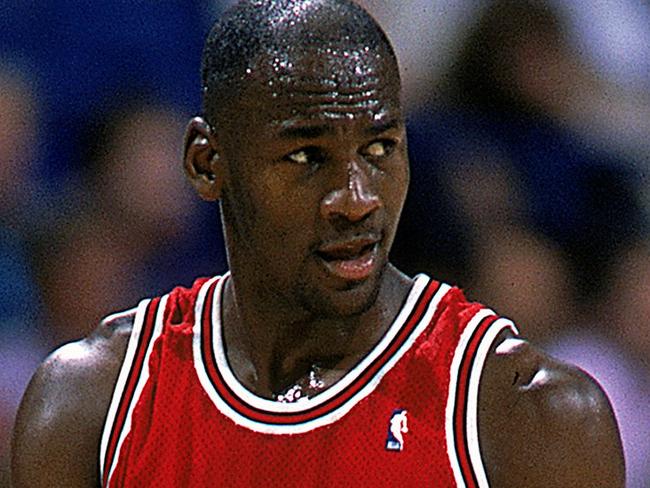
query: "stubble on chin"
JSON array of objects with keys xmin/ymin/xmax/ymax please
[{"xmin": 295, "ymin": 262, "xmax": 387, "ymax": 321}]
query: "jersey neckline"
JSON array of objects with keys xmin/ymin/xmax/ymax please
[{"xmin": 192, "ymin": 272, "xmax": 451, "ymax": 434}]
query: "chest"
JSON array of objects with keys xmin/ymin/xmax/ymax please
[{"xmin": 116, "ymin": 352, "xmax": 452, "ymax": 487}]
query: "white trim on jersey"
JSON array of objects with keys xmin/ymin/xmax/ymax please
[
  {"xmin": 213, "ymin": 273, "xmax": 432, "ymax": 413},
  {"xmin": 445, "ymin": 308, "xmax": 494, "ymax": 488},
  {"xmin": 445, "ymin": 310, "xmax": 519, "ymax": 488},
  {"xmin": 467, "ymin": 317, "xmax": 517, "ymax": 487},
  {"xmin": 192, "ymin": 273, "xmax": 453, "ymax": 435},
  {"xmin": 100, "ymin": 306, "xmax": 138, "ymax": 326},
  {"xmin": 100, "ymin": 295, "xmax": 168, "ymax": 487},
  {"xmin": 99, "ymin": 299, "xmax": 151, "ymax": 481}
]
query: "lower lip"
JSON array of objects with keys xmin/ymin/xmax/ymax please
[{"xmin": 321, "ymin": 245, "xmax": 378, "ymax": 282}]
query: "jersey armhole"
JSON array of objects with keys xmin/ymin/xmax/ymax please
[
  {"xmin": 445, "ymin": 309, "xmax": 519, "ymax": 488},
  {"xmin": 98, "ymin": 296, "xmax": 167, "ymax": 487}
]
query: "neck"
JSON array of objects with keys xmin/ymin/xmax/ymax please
[{"xmin": 221, "ymin": 265, "xmax": 412, "ymax": 399}]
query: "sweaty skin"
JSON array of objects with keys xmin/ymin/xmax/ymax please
[{"xmin": 12, "ymin": 1, "xmax": 624, "ymax": 486}]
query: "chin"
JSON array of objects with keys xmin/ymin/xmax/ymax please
[{"xmin": 299, "ymin": 268, "xmax": 384, "ymax": 319}]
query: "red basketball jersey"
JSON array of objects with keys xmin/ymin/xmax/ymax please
[{"xmin": 100, "ymin": 273, "xmax": 518, "ymax": 487}]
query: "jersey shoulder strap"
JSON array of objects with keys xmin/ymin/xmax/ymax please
[
  {"xmin": 99, "ymin": 295, "xmax": 167, "ymax": 487},
  {"xmin": 445, "ymin": 299, "xmax": 519, "ymax": 488},
  {"xmin": 98, "ymin": 275, "xmax": 218, "ymax": 487}
]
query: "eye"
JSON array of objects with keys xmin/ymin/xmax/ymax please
[
  {"xmin": 362, "ymin": 140, "xmax": 396, "ymax": 159},
  {"xmin": 284, "ymin": 147, "xmax": 323, "ymax": 166}
]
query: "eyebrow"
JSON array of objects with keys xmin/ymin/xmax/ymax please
[
  {"xmin": 367, "ymin": 117, "xmax": 400, "ymax": 135},
  {"xmin": 278, "ymin": 117, "xmax": 401, "ymax": 140}
]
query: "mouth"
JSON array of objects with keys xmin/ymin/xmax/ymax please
[{"xmin": 316, "ymin": 237, "xmax": 381, "ymax": 282}]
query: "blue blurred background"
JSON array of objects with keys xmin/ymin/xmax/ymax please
[{"xmin": 1, "ymin": 0, "xmax": 649, "ymax": 486}]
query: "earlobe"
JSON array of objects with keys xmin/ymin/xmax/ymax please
[{"xmin": 183, "ymin": 116, "xmax": 224, "ymax": 201}]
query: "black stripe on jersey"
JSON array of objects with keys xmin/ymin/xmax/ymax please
[
  {"xmin": 103, "ymin": 298, "xmax": 161, "ymax": 487},
  {"xmin": 200, "ymin": 278, "xmax": 442, "ymax": 424},
  {"xmin": 454, "ymin": 313, "xmax": 496, "ymax": 488}
]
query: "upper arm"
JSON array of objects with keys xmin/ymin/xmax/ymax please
[
  {"xmin": 11, "ymin": 314, "xmax": 133, "ymax": 488},
  {"xmin": 478, "ymin": 336, "xmax": 625, "ymax": 488}
]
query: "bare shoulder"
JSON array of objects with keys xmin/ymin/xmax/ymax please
[
  {"xmin": 11, "ymin": 309, "xmax": 136, "ymax": 488},
  {"xmin": 478, "ymin": 333, "xmax": 625, "ymax": 488}
]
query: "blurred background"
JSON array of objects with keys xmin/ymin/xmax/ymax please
[{"xmin": 1, "ymin": 0, "xmax": 648, "ymax": 486}]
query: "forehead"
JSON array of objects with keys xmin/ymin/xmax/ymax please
[{"xmin": 230, "ymin": 43, "xmax": 402, "ymax": 128}]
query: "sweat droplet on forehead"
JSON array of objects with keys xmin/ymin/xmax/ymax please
[
  {"xmin": 262, "ymin": 43, "xmax": 382, "ymax": 84},
  {"xmin": 236, "ymin": 43, "xmax": 400, "ymax": 123}
]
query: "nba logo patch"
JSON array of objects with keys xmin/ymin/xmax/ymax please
[{"xmin": 385, "ymin": 409, "xmax": 408, "ymax": 451}]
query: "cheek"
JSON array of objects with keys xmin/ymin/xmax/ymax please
[
  {"xmin": 251, "ymin": 176, "xmax": 298, "ymax": 221},
  {"xmin": 380, "ymin": 164, "xmax": 409, "ymax": 216},
  {"xmin": 238, "ymin": 170, "xmax": 320, "ymax": 245}
]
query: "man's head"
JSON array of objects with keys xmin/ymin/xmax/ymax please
[
  {"xmin": 200, "ymin": 0, "xmax": 399, "ymax": 127},
  {"xmin": 185, "ymin": 0, "xmax": 409, "ymax": 318}
]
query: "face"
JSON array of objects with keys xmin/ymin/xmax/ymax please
[{"xmin": 218, "ymin": 44, "xmax": 409, "ymax": 318}]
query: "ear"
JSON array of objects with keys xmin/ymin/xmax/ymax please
[{"xmin": 183, "ymin": 116, "xmax": 224, "ymax": 201}]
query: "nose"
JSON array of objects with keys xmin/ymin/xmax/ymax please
[{"xmin": 320, "ymin": 160, "xmax": 382, "ymax": 222}]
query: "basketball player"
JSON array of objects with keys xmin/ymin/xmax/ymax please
[{"xmin": 12, "ymin": 1, "xmax": 624, "ymax": 486}]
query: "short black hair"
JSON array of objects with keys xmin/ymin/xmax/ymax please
[{"xmin": 201, "ymin": 0, "xmax": 398, "ymax": 125}]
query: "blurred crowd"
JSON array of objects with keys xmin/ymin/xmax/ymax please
[{"xmin": 1, "ymin": 1, "xmax": 649, "ymax": 486}]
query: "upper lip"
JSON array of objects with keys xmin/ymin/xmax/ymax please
[{"xmin": 316, "ymin": 234, "xmax": 381, "ymax": 260}]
